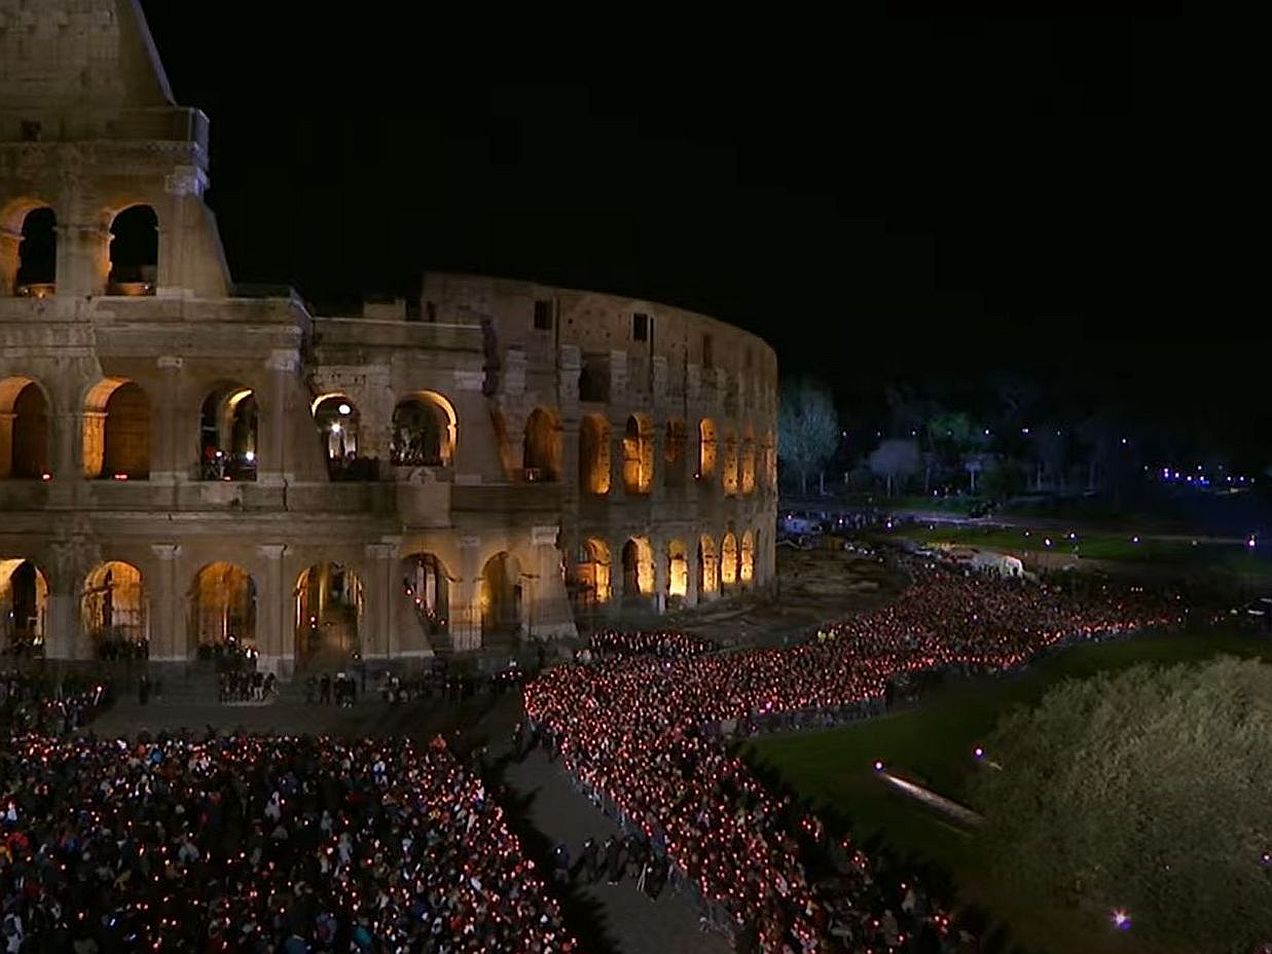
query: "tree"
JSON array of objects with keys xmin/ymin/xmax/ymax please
[
  {"xmin": 969, "ymin": 657, "xmax": 1272, "ymax": 954},
  {"xmin": 868, "ymin": 439, "xmax": 921, "ymax": 497},
  {"xmin": 778, "ymin": 377, "xmax": 839, "ymax": 495}
]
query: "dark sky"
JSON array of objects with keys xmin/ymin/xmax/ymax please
[{"xmin": 137, "ymin": 4, "xmax": 1261, "ymax": 452}]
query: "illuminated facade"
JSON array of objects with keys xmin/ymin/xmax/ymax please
[{"xmin": 0, "ymin": 1, "xmax": 778, "ymax": 674}]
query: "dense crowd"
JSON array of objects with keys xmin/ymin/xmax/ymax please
[
  {"xmin": 525, "ymin": 561, "xmax": 1187, "ymax": 952},
  {"xmin": 0, "ymin": 731, "xmax": 575, "ymax": 953},
  {"xmin": 1, "ymin": 672, "xmax": 109, "ymax": 737},
  {"xmin": 586, "ymin": 630, "xmax": 718, "ymax": 659}
]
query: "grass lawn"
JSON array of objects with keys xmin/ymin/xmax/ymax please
[{"xmin": 746, "ymin": 630, "xmax": 1272, "ymax": 953}]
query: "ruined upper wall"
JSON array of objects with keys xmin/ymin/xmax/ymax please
[{"xmin": 0, "ymin": 0, "xmax": 178, "ymax": 141}]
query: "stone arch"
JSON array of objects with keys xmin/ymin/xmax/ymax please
[
  {"xmin": 199, "ymin": 382, "xmax": 258, "ymax": 480},
  {"xmin": 697, "ymin": 535, "xmax": 718, "ymax": 596},
  {"xmin": 313, "ymin": 393, "xmax": 375, "ymax": 479},
  {"xmin": 391, "ymin": 390, "xmax": 457, "ymax": 467},
  {"xmin": 741, "ymin": 427, "xmax": 756, "ymax": 495},
  {"xmin": 81, "ymin": 561, "xmax": 146, "ymax": 657},
  {"xmin": 0, "ymin": 558, "xmax": 47, "ymax": 653},
  {"xmin": 188, "ymin": 562, "xmax": 257, "ymax": 654},
  {"xmin": 0, "ymin": 376, "xmax": 50, "ymax": 479},
  {"xmin": 740, "ymin": 529, "xmax": 755, "ymax": 584},
  {"xmin": 575, "ymin": 538, "xmax": 612, "ymax": 606},
  {"xmin": 83, "ymin": 378, "xmax": 151, "ymax": 479},
  {"xmin": 479, "ymin": 551, "xmax": 522, "ymax": 639},
  {"xmin": 578, "ymin": 413, "xmax": 611, "ymax": 495},
  {"xmin": 620, "ymin": 537, "xmax": 654, "ymax": 598},
  {"xmin": 721, "ymin": 532, "xmax": 739, "ymax": 587},
  {"xmin": 698, "ymin": 418, "xmax": 717, "ymax": 481},
  {"xmin": 294, "ymin": 562, "xmax": 364, "ymax": 666},
  {"xmin": 13, "ymin": 206, "xmax": 56, "ymax": 296},
  {"xmin": 401, "ymin": 551, "xmax": 451, "ymax": 639},
  {"xmin": 522, "ymin": 407, "xmax": 562, "ymax": 481},
  {"xmin": 107, "ymin": 204, "xmax": 158, "ymax": 295},
  {"xmin": 666, "ymin": 539, "xmax": 688, "ymax": 599},
  {"xmin": 663, "ymin": 418, "xmax": 687, "ymax": 488},
  {"xmin": 722, "ymin": 429, "xmax": 739, "ymax": 496},
  {"xmin": 622, "ymin": 413, "xmax": 655, "ymax": 495}
]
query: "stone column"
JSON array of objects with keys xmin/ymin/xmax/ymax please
[
  {"xmin": 0, "ymin": 226, "xmax": 20, "ymax": 296},
  {"xmin": 651, "ymin": 534, "xmax": 668, "ymax": 615},
  {"xmin": 260, "ymin": 351, "xmax": 298, "ymax": 486},
  {"xmin": 0, "ymin": 412, "xmax": 14, "ymax": 478},
  {"xmin": 363, "ymin": 543, "xmax": 395, "ymax": 661},
  {"xmin": 81, "ymin": 411, "xmax": 106, "ymax": 477},
  {"xmin": 256, "ymin": 544, "xmax": 287, "ymax": 676},
  {"xmin": 457, "ymin": 536, "xmax": 481, "ymax": 652},
  {"xmin": 608, "ymin": 422, "xmax": 627, "ymax": 502},
  {"xmin": 154, "ymin": 356, "xmax": 185, "ymax": 483},
  {"xmin": 529, "ymin": 525, "xmax": 574, "ymax": 639},
  {"xmin": 148, "ymin": 544, "xmax": 184, "ymax": 661},
  {"xmin": 56, "ymin": 222, "xmax": 110, "ymax": 297},
  {"xmin": 686, "ymin": 541, "xmax": 700, "ymax": 607}
]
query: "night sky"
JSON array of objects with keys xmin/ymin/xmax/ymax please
[{"xmin": 137, "ymin": 4, "xmax": 1261, "ymax": 456}]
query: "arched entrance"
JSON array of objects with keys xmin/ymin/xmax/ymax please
[
  {"xmin": 522, "ymin": 407, "xmax": 562, "ymax": 481},
  {"xmin": 575, "ymin": 538, "xmax": 612, "ymax": 608},
  {"xmin": 667, "ymin": 540, "xmax": 688, "ymax": 601},
  {"xmin": 402, "ymin": 552, "xmax": 450, "ymax": 642},
  {"xmin": 578, "ymin": 414, "xmax": 611, "ymax": 494},
  {"xmin": 0, "ymin": 559, "xmax": 46, "ymax": 654},
  {"xmin": 740, "ymin": 530, "xmax": 755, "ymax": 584},
  {"xmin": 189, "ymin": 562, "xmax": 256, "ymax": 656},
  {"xmin": 698, "ymin": 536, "xmax": 718, "ymax": 597},
  {"xmin": 83, "ymin": 379, "xmax": 151, "ymax": 479},
  {"xmin": 313, "ymin": 394, "xmax": 373, "ymax": 479},
  {"xmin": 14, "ymin": 206, "xmax": 55, "ymax": 296},
  {"xmin": 479, "ymin": 552, "xmax": 522, "ymax": 640},
  {"xmin": 621, "ymin": 537, "xmax": 654, "ymax": 599},
  {"xmin": 200, "ymin": 384, "xmax": 258, "ymax": 480},
  {"xmin": 721, "ymin": 532, "xmax": 739, "ymax": 587},
  {"xmin": 82, "ymin": 562, "xmax": 146, "ymax": 658},
  {"xmin": 294, "ymin": 563, "xmax": 364, "ymax": 667},
  {"xmin": 622, "ymin": 414, "xmax": 654, "ymax": 494},
  {"xmin": 0, "ymin": 376, "xmax": 49, "ymax": 479},
  {"xmin": 107, "ymin": 204, "xmax": 158, "ymax": 296},
  {"xmin": 391, "ymin": 390, "xmax": 456, "ymax": 467}
]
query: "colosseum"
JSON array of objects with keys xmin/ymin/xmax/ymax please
[{"xmin": 0, "ymin": 1, "xmax": 778, "ymax": 677}]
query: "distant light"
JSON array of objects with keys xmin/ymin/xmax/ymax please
[
  {"xmin": 873, "ymin": 760, "xmax": 885, "ymax": 773},
  {"xmin": 112, "ymin": 473, "xmax": 128, "ymax": 481},
  {"xmin": 1131, "ymin": 536, "xmax": 1140, "ymax": 544},
  {"xmin": 330, "ymin": 422, "xmax": 342, "ymax": 433},
  {"xmin": 338, "ymin": 403, "xmax": 352, "ymax": 415},
  {"xmin": 41, "ymin": 473, "xmax": 51, "ymax": 482},
  {"xmin": 983, "ymin": 429, "xmax": 990, "ymax": 436},
  {"xmin": 1121, "ymin": 437, "xmax": 1128, "ymax": 445},
  {"xmin": 1248, "ymin": 536, "xmax": 1257, "ymax": 549},
  {"xmin": 1068, "ymin": 532, "xmax": 1077, "ymax": 540},
  {"xmin": 973, "ymin": 746, "xmax": 985, "ymax": 760},
  {"xmin": 244, "ymin": 451, "xmax": 256, "ymax": 463},
  {"xmin": 1111, "ymin": 910, "xmax": 1131, "ymax": 931},
  {"xmin": 1021, "ymin": 427, "xmax": 1030, "ymax": 435},
  {"xmin": 1044, "ymin": 538, "xmax": 1052, "ymax": 547}
]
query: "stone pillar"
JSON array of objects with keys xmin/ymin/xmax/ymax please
[
  {"xmin": 651, "ymin": 534, "xmax": 668, "ymax": 615},
  {"xmin": 650, "ymin": 423, "xmax": 666, "ymax": 504},
  {"xmin": 260, "ymin": 351, "xmax": 297, "ymax": 486},
  {"xmin": 0, "ymin": 226, "xmax": 20, "ymax": 296},
  {"xmin": 81, "ymin": 411, "xmax": 105, "ymax": 477},
  {"xmin": 154, "ymin": 356, "xmax": 185, "ymax": 483},
  {"xmin": 0, "ymin": 412, "xmax": 14, "ymax": 478},
  {"xmin": 56, "ymin": 222, "xmax": 110, "ymax": 297},
  {"xmin": 149, "ymin": 544, "xmax": 183, "ymax": 661},
  {"xmin": 256, "ymin": 544, "xmax": 287, "ymax": 676},
  {"xmin": 608, "ymin": 422, "xmax": 627, "ymax": 502},
  {"xmin": 686, "ymin": 540, "xmax": 700, "ymax": 607},
  {"xmin": 363, "ymin": 543, "xmax": 395, "ymax": 661},
  {"xmin": 529, "ymin": 525, "xmax": 575, "ymax": 639},
  {"xmin": 457, "ymin": 536, "xmax": 481, "ymax": 652}
]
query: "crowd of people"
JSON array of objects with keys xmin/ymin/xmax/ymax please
[
  {"xmin": 524, "ymin": 560, "xmax": 1188, "ymax": 952},
  {"xmin": 0, "ymin": 731, "xmax": 575, "ymax": 953},
  {"xmin": 586, "ymin": 630, "xmax": 718, "ymax": 659},
  {"xmin": 1, "ymin": 672, "xmax": 108, "ymax": 737}
]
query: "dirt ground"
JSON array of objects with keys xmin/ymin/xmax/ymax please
[{"xmin": 662, "ymin": 544, "xmax": 911, "ymax": 648}]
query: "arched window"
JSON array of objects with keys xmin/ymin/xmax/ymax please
[
  {"xmin": 295, "ymin": 563, "xmax": 364, "ymax": 666},
  {"xmin": 0, "ymin": 376, "xmax": 49, "ymax": 479},
  {"xmin": 82, "ymin": 561, "xmax": 146, "ymax": 657},
  {"xmin": 0, "ymin": 558, "xmax": 47, "ymax": 653},
  {"xmin": 200, "ymin": 384, "xmax": 258, "ymax": 481},
  {"xmin": 83, "ymin": 379, "xmax": 150, "ymax": 479},
  {"xmin": 314, "ymin": 394, "xmax": 376, "ymax": 479},
  {"xmin": 721, "ymin": 532, "xmax": 738, "ymax": 586},
  {"xmin": 578, "ymin": 414, "xmax": 611, "ymax": 495},
  {"xmin": 14, "ymin": 207, "xmax": 56, "ymax": 297},
  {"xmin": 697, "ymin": 536, "xmax": 718, "ymax": 596},
  {"xmin": 663, "ymin": 419, "xmax": 686, "ymax": 488},
  {"xmin": 740, "ymin": 530, "xmax": 755, "ymax": 584},
  {"xmin": 189, "ymin": 562, "xmax": 256, "ymax": 654},
  {"xmin": 391, "ymin": 391, "xmax": 456, "ymax": 467},
  {"xmin": 479, "ymin": 551, "xmax": 522, "ymax": 639},
  {"xmin": 522, "ymin": 407, "xmax": 562, "ymax": 481},
  {"xmin": 698, "ymin": 419, "xmax": 717, "ymax": 482},
  {"xmin": 621, "ymin": 538, "xmax": 654, "ymax": 598},
  {"xmin": 622, "ymin": 414, "xmax": 654, "ymax": 495},
  {"xmin": 722, "ymin": 430, "xmax": 739, "ymax": 496},
  {"xmin": 107, "ymin": 205, "xmax": 158, "ymax": 296},
  {"xmin": 741, "ymin": 429, "xmax": 756, "ymax": 495},
  {"xmin": 667, "ymin": 540, "xmax": 688, "ymax": 599}
]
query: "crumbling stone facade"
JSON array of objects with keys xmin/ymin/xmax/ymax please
[{"xmin": 0, "ymin": 1, "xmax": 777, "ymax": 675}]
